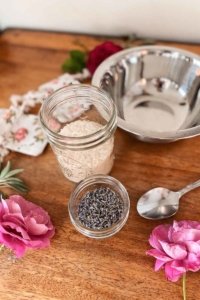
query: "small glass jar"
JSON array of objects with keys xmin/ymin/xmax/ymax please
[
  {"xmin": 68, "ymin": 175, "xmax": 130, "ymax": 239},
  {"xmin": 40, "ymin": 84, "xmax": 117, "ymax": 183}
]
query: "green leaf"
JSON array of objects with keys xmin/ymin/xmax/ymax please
[
  {"xmin": 0, "ymin": 161, "xmax": 28, "ymax": 193},
  {"xmin": 0, "ymin": 161, "xmax": 11, "ymax": 178},
  {"xmin": 5, "ymin": 181, "xmax": 28, "ymax": 192},
  {"xmin": 8, "ymin": 184, "xmax": 28, "ymax": 193},
  {"xmin": 4, "ymin": 169, "xmax": 24, "ymax": 178},
  {"xmin": 70, "ymin": 50, "xmax": 86, "ymax": 66},
  {"xmin": 62, "ymin": 58, "xmax": 84, "ymax": 73},
  {"xmin": 5, "ymin": 178, "xmax": 25, "ymax": 184},
  {"xmin": 62, "ymin": 50, "xmax": 86, "ymax": 74}
]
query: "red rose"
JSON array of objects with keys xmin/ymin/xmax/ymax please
[{"xmin": 86, "ymin": 41, "xmax": 123, "ymax": 75}]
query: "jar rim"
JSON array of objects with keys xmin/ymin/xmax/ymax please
[{"xmin": 39, "ymin": 84, "xmax": 117, "ymax": 148}]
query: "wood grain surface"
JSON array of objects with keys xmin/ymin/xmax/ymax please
[{"xmin": 0, "ymin": 29, "xmax": 200, "ymax": 300}]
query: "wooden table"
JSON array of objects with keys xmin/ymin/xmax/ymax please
[{"xmin": 0, "ymin": 29, "xmax": 200, "ymax": 300}]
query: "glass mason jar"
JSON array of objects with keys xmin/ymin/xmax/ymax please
[{"xmin": 40, "ymin": 84, "xmax": 117, "ymax": 183}]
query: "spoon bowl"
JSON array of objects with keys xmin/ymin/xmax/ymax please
[{"xmin": 137, "ymin": 187, "xmax": 180, "ymax": 220}]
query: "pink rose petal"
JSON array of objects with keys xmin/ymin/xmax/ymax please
[
  {"xmin": 149, "ymin": 224, "xmax": 171, "ymax": 250},
  {"xmin": 0, "ymin": 232, "xmax": 26, "ymax": 258},
  {"xmin": 28, "ymin": 238, "xmax": 50, "ymax": 249},
  {"xmin": 26, "ymin": 217, "xmax": 49, "ymax": 235},
  {"xmin": 185, "ymin": 253, "xmax": 200, "ymax": 272},
  {"xmin": 3, "ymin": 213, "xmax": 25, "ymax": 227},
  {"xmin": 7, "ymin": 200, "xmax": 22, "ymax": 214},
  {"xmin": 160, "ymin": 241, "xmax": 187, "ymax": 260},
  {"xmin": 155, "ymin": 259, "xmax": 166, "ymax": 271},
  {"xmin": 0, "ymin": 221, "xmax": 30, "ymax": 240},
  {"xmin": 164, "ymin": 261, "xmax": 185, "ymax": 282},
  {"xmin": 1, "ymin": 199, "xmax": 9, "ymax": 214},
  {"xmin": 185, "ymin": 241, "xmax": 200, "ymax": 254},
  {"xmin": 146, "ymin": 249, "xmax": 172, "ymax": 262},
  {"xmin": 172, "ymin": 229, "xmax": 200, "ymax": 243}
]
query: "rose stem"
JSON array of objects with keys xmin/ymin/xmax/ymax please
[
  {"xmin": 182, "ymin": 273, "xmax": 187, "ymax": 300},
  {"xmin": 0, "ymin": 244, "xmax": 4, "ymax": 252}
]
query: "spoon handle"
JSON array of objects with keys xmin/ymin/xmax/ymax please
[{"xmin": 179, "ymin": 179, "xmax": 200, "ymax": 196}]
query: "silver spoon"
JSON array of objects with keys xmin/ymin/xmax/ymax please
[{"xmin": 136, "ymin": 179, "xmax": 200, "ymax": 220}]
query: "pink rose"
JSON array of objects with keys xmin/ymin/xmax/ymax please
[
  {"xmin": 86, "ymin": 41, "xmax": 123, "ymax": 75},
  {"xmin": 146, "ymin": 220, "xmax": 200, "ymax": 282},
  {"xmin": 14, "ymin": 128, "xmax": 28, "ymax": 141},
  {"xmin": 0, "ymin": 195, "xmax": 55, "ymax": 257}
]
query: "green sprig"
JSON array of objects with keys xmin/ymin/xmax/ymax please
[
  {"xmin": 0, "ymin": 161, "xmax": 28, "ymax": 193},
  {"xmin": 62, "ymin": 50, "xmax": 86, "ymax": 73}
]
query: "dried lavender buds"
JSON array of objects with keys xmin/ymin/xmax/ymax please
[
  {"xmin": 78, "ymin": 187, "xmax": 123, "ymax": 230},
  {"xmin": 69, "ymin": 175, "xmax": 130, "ymax": 239}
]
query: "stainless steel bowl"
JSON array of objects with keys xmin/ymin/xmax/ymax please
[{"xmin": 92, "ymin": 46, "xmax": 200, "ymax": 142}]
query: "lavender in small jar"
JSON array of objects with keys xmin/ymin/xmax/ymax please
[{"xmin": 78, "ymin": 187, "xmax": 123, "ymax": 230}]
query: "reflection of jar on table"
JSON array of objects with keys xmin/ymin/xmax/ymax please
[{"xmin": 40, "ymin": 85, "xmax": 117, "ymax": 183}]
